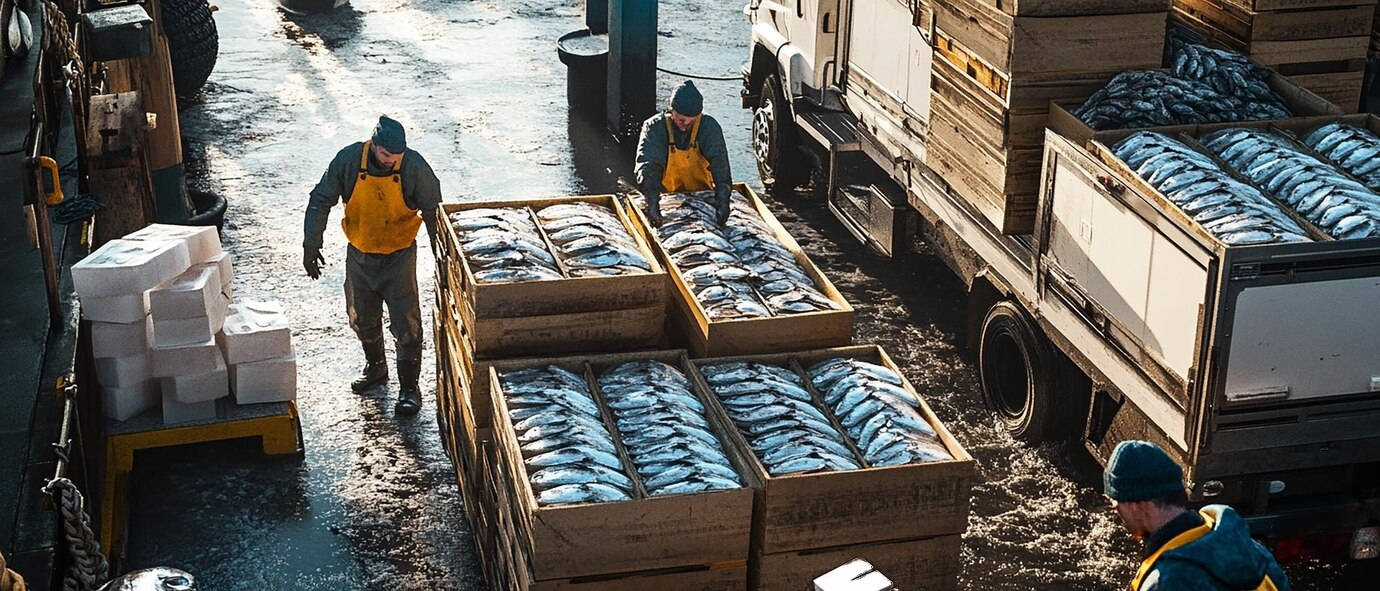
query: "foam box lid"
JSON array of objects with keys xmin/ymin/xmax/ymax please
[
  {"xmin": 73, "ymin": 238, "xmax": 191, "ymax": 298},
  {"xmin": 124, "ymin": 223, "xmax": 223, "ymax": 263}
]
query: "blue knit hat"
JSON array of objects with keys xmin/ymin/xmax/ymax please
[
  {"xmin": 371, "ymin": 115, "xmax": 406, "ymax": 153},
  {"xmin": 1104, "ymin": 440, "xmax": 1184, "ymax": 503},
  {"xmin": 670, "ymin": 80, "xmax": 703, "ymax": 116}
]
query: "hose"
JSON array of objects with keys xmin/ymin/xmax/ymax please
[{"xmin": 656, "ymin": 66, "xmax": 740, "ymax": 82}]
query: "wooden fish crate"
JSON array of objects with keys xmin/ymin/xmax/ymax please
[
  {"xmin": 752, "ymin": 535, "xmax": 963, "ymax": 591},
  {"xmin": 484, "ymin": 350, "xmax": 757, "ymax": 584},
  {"xmin": 1170, "ymin": 0, "xmax": 1375, "ymax": 111},
  {"xmin": 436, "ymin": 196, "xmax": 667, "ymax": 358},
  {"xmin": 687, "ymin": 345, "xmax": 974, "ymax": 559},
  {"xmin": 626, "ymin": 184, "xmax": 855, "ymax": 358},
  {"xmin": 927, "ymin": 0, "xmax": 1168, "ymax": 234}
]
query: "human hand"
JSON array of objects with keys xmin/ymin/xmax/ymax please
[{"xmin": 304, "ymin": 246, "xmax": 325, "ymax": 280}]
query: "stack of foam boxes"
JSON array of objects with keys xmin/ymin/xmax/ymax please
[{"xmin": 73, "ymin": 224, "xmax": 296, "ymax": 424}]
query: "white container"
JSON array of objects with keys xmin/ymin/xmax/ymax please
[
  {"xmin": 161, "ymin": 394, "xmax": 218, "ymax": 424},
  {"xmin": 230, "ymin": 351, "xmax": 297, "ymax": 404},
  {"xmin": 149, "ymin": 263, "xmax": 222, "ymax": 321},
  {"xmin": 124, "ymin": 223, "xmax": 222, "ymax": 264},
  {"xmin": 94, "ymin": 353, "xmax": 150, "ymax": 388},
  {"xmin": 814, "ymin": 559, "xmax": 895, "ymax": 591},
  {"xmin": 219, "ymin": 301, "xmax": 291, "ymax": 365},
  {"xmin": 72, "ymin": 238, "xmax": 191, "ymax": 299},
  {"xmin": 152, "ymin": 292, "xmax": 229, "ymax": 347},
  {"xmin": 82, "ymin": 292, "xmax": 151, "ymax": 324},
  {"xmin": 90, "ymin": 316, "xmax": 153, "ymax": 359},
  {"xmin": 101, "ymin": 380, "xmax": 159, "ymax": 421},
  {"xmin": 161, "ymin": 354, "xmax": 228, "ymax": 404},
  {"xmin": 208, "ymin": 251, "xmax": 233, "ymax": 290},
  {"xmin": 150, "ymin": 337, "xmax": 223, "ymax": 378}
]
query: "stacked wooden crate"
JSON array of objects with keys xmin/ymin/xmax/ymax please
[
  {"xmin": 481, "ymin": 351, "xmax": 756, "ymax": 590},
  {"xmin": 926, "ymin": 0, "xmax": 1172, "ymax": 234},
  {"xmin": 691, "ymin": 346, "xmax": 976, "ymax": 591},
  {"xmin": 628, "ymin": 184, "xmax": 856, "ymax": 357},
  {"xmin": 1171, "ymin": 0, "xmax": 1377, "ymax": 111}
]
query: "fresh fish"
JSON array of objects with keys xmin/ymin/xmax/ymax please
[
  {"xmin": 537, "ymin": 483, "xmax": 633, "ymax": 506},
  {"xmin": 529, "ymin": 465, "xmax": 634, "ymax": 492},
  {"xmin": 526, "ymin": 447, "xmax": 625, "ymax": 472}
]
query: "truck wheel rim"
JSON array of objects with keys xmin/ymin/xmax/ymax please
[{"xmin": 753, "ymin": 99, "xmax": 775, "ymax": 179}]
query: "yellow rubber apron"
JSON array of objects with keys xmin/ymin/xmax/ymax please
[
  {"xmin": 1130, "ymin": 509, "xmax": 1278, "ymax": 591},
  {"xmin": 661, "ymin": 115, "xmax": 714, "ymax": 192},
  {"xmin": 342, "ymin": 141, "xmax": 423, "ymax": 254}
]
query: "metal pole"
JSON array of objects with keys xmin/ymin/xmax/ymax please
[
  {"xmin": 606, "ymin": 0, "xmax": 656, "ymax": 143},
  {"xmin": 585, "ymin": 0, "xmax": 607, "ymax": 35}
]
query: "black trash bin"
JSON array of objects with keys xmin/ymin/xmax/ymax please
[{"xmin": 557, "ymin": 29, "xmax": 608, "ymax": 117}]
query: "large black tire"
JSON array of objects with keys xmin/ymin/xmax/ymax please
[
  {"xmin": 979, "ymin": 302, "xmax": 1067, "ymax": 443},
  {"xmin": 161, "ymin": 0, "xmax": 219, "ymax": 100},
  {"xmin": 752, "ymin": 75, "xmax": 809, "ymax": 197}
]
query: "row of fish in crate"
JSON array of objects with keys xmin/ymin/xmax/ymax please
[
  {"xmin": 498, "ymin": 353, "xmax": 954, "ymax": 507},
  {"xmin": 1111, "ymin": 121, "xmax": 1380, "ymax": 245},
  {"xmin": 72, "ymin": 224, "xmax": 295, "ymax": 423},
  {"xmin": 447, "ymin": 201, "xmax": 652, "ymax": 282}
]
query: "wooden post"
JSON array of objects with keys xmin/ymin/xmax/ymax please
[
  {"xmin": 86, "ymin": 91, "xmax": 157, "ymax": 245},
  {"xmin": 101, "ymin": 0, "xmax": 189, "ymax": 221}
]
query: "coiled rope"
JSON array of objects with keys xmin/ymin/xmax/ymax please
[
  {"xmin": 40, "ymin": 0, "xmax": 88, "ymax": 99},
  {"xmin": 43, "ymin": 478, "xmax": 108, "ymax": 591},
  {"xmin": 0, "ymin": 550, "xmax": 27, "ymax": 591}
]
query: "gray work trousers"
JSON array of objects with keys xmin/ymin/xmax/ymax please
[{"xmin": 345, "ymin": 243, "xmax": 423, "ymax": 363}]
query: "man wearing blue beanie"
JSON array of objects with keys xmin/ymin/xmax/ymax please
[
  {"xmin": 634, "ymin": 79, "xmax": 733, "ymax": 227},
  {"xmin": 303, "ymin": 115, "xmax": 442, "ymax": 417},
  {"xmin": 1104, "ymin": 440, "xmax": 1289, "ymax": 590}
]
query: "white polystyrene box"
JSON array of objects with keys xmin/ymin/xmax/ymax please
[
  {"xmin": 814, "ymin": 559, "xmax": 894, "ymax": 591},
  {"xmin": 101, "ymin": 380, "xmax": 159, "ymax": 421},
  {"xmin": 230, "ymin": 351, "xmax": 297, "ymax": 405},
  {"xmin": 124, "ymin": 223, "xmax": 222, "ymax": 264},
  {"xmin": 149, "ymin": 263, "xmax": 222, "ymax": 321},
  {"xmin": 72, "ymin": 238, "xmax": 191, "ymax": 299},
  {"xmin": 161, "ymin": 393, "xmax": 218, "ymax": 425},
  {"xmin": 82, "ymin": 292, "xmax": 150, "ymax": 324},
  {"xmin": 161, "ymin": 353, "xmax": 228, "ymax": 404},
  {"xmin": 219, "ymin": 301, "xmax": 291, "ymax": 365},
  {"xmin": 150, "ymin": 337, "xmax": 223, "ymax": 378},
  {"xmin": 209, "ymin": 251, "xmax": 233, "ymax": 289},
  {"xmin": 94, "ymin": 353, "xmax": 150, "ymax": 388},
  {"xmin": 152, "ymin": 291, "xmax": 229, "ymax": 347},
  {"xmin": 90, "ymin": 316, "xmax": 153, "ymax": 358}
]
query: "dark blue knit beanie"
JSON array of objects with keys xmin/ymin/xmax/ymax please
[
  {"xmin": 372, "ymin": 115, "xmax": 406, "ymax": 153},
  {"xmin": 1104, "ymin": 440, "xmax": 1184, "ymax": 503},
  {"xmin": 670, "ymin": 80, "xmax": 703, "ymax": 116}
]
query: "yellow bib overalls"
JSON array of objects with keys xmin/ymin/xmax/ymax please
[
  {"xmin": 661, "ymin": 115, "xmax": 715, "ymax": 192},
  {"xmin": 342, "ymin": 141, "xmax": 424, "ymax": 254}
]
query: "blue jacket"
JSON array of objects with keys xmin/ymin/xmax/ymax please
[{"xmin": 1141, "ymin": 505, "xmax": 1290, "ymax": 591}]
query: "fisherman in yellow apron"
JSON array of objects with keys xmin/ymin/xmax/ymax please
[
  {"xmin": 633, "ymin": 80, "xmax": 734, "ymax": 227},
  {"xmin": 303, "ymin": 115, "xmax": 441, "ymax": 416},
  {"xmin": 1104, "ymin": 441, "xmax": 1290, "ymax": 590}
]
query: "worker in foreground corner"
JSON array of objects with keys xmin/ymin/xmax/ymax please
[
  {"xmin": 634, "ymin": 79, "xmax": 733, "ymax": 228},
  {"xmin": 1104, "ymin": 440, "xmax": 1290, "ymax": 591},
  {"xmin": 303, "ymin": 115, "xmax": 441, "ymax": 417}
]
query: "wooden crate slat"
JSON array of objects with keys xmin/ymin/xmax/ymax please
[{"xmin": 1288, "ymin": 70, "xmax": 1367, "ymax": 112}]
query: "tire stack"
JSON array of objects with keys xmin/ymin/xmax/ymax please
[{"xmin": 160, "ymin": 0, "xmax": 218, "ymax": 99}]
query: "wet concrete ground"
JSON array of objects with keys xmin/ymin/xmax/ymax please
[{"xmin": 123, "ymin": 0, "xmax": 1371, "ymax": 589}]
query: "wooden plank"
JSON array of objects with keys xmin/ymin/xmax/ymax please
[
  {"xmin": 1247, "ymin": 4, "xmax": 1375, "ymax": 41},
  {"xmin": 1247, "ymin": 35, "xmax": 1371, "ymax": 67},
  {"xmin": 464, "ymin": 305, "xmax": 664, "ymax": 357},
  {"xmin": 485, "ymin": 352, "xmax": 757, "ymax": 581},
  {"xmin": 928, "ymin": 94, "xmax": 1042, "ymax": 234},
  {"xmin": 688, "ymin": 345, "xmax": 975, "ymax": 554},
  {"xmin": 970, "ymin": 0, "xmax": 1171, "ymax": 17},
  {"xmin": 1288, "ymin": 70, "xmax": 1367, "ymax": 112},
  {"xmin": 753, "ymin": 535, "xmax": 963, "ymax": 591},
  {"xmin": 527, "ymin": 564, "xmax": 748, "ymax": 591},
  {"xmin": 625, "ymin": 184, "xmax": 855, "ymax": 358},
  {"xmin": 1223, "ymin": 0, "xmax": 1371, "ymax": 11},
  {"xmin": 934, "ymin": 0, "xmax": 1167, "ymax": 76}
]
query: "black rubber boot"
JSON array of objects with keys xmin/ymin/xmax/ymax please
[
  {"xmin": 351, "ymin": 340, "xmax": 389, "ymax": 393},
  {"xmin": 395, "ymin": 357, "xmax": 422, "ymax": 416}
]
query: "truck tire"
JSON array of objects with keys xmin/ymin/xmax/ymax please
[
  {"xmin": 979, "ymin": 302, "xmax": 1062, "ymax": 443},
  {"xmin": 752, "ymin": 75, "xmax": 808, "ymax": 197},
  {"xmin": 162, "ymin": 0, "xmax": 218, "ymax": 100}
]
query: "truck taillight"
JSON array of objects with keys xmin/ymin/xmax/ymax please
[{"xmin": 1272, "ymin": 534, "xmax": 1352, "ymax": 563}]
